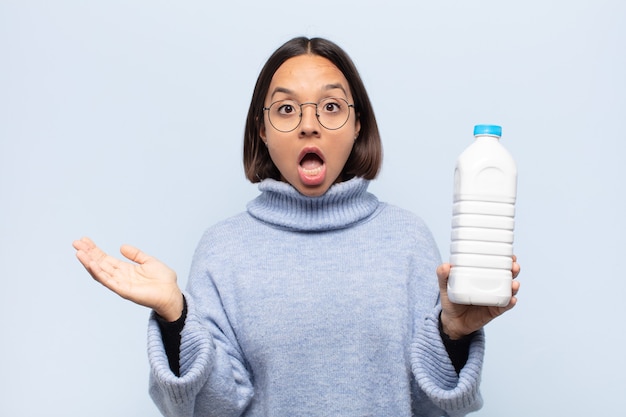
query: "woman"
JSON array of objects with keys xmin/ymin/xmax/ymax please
[{"xmin": 74, "ymin": 37, "xmax": 520, "ymax": 417}]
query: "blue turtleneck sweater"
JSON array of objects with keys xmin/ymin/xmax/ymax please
[{"xmin": 147, "ymin": 178, "xmax": 484, "ymax": 417}]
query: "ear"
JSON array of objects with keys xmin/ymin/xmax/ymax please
[
  {"xmin": 354, "ymin": 115, "xmax": 361, "ymax": 139},
  {"xmin": 259, "ymin": 121, "xmax": 267, "ymax": 142}
]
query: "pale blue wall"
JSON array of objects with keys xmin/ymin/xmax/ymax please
[{"xmin": 1, "ymin": 1, "xmax": 624, "ymax": 415}]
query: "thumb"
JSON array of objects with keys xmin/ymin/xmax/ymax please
[
  {"xmin": 436, "ymin": 263, "xmax": 451, "ymax": 293},
  {"xmin": 120, "ymin": 244, "xmax": 152, "ymax": 265}
]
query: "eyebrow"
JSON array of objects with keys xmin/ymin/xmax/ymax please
[{"xmin": 270, "ymin": 83, "xmax": 348, "ymax": 100}]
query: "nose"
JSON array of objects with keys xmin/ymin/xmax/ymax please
[{"xmin": 299, "ymin": 103, "xmax": 320, "ymax": 136}]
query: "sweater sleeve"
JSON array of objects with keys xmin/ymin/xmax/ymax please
[
  {"xmin": 411, "ymin": 305, "xmax": 484, "ymax": 417},
  {"xmin": 405, "ymin": 214, "xmax": 484, "ymax": 416},
  {"xmin": 147, "ymin": 231, "xmax": 255, "ymax": 417},
  {"xmin": 147, "ymin": 292, "xmax": 216, "ymax": 417},
  {"xmin": 147, "ymin": 289, "xmax": 254, "ymax": 417}
]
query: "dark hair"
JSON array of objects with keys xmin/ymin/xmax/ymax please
[{"xmin": 243, "ymin": 37, "xmax": 382, "ymax": 182}]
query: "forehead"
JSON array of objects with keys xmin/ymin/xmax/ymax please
[{"xmin": 268, "ymin": 55, "xmax": 351, "ymax": 99}]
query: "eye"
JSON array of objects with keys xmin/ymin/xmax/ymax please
[
  {"xmin": 320, "ymin": 98, "xmax": 343, "ymax": 113},
  {"xmin": 276, "ymin": 101, "xmax": 298, "ymax": 116}
]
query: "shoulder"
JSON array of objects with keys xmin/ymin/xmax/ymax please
[
  {"xmin": 206, "ymin": 211, "xmax": 254, "ymax": 234},
  {"xmin": 193, "ymin": 212, "xmax": 256, "ymax": 253},
  {"xmin": 375, "ymin": 203, "xmax": 432, "ymax": 235},
  {"xmin": 371, "ymin": 203, "xmax": 440, "ymax": 255}
]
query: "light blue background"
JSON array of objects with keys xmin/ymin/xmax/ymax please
[{"xmin": 1, "ymin": 1, "xmax": 624, "ymax": 416}]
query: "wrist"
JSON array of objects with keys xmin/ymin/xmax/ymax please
[
  {"xmin": 156, "ymin": 290, "xmax": 184, "ymax": 322},
  {"xmin": 439, "ymin": 311, "xmax": 466, "ymax": 340}
]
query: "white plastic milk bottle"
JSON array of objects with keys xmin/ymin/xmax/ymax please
[{"xmin": 448, "ymin": 124, "xmax": 517, "ymax": 307}]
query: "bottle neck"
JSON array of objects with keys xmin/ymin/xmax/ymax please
[{"xmin": 475, "ymin": 134, "xmax": 501, "ymax": 142}]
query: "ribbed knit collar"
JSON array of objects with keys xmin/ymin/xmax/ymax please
[{"xmin": 246, "ymin": 177, "xmax": 380, "ymax": 232}]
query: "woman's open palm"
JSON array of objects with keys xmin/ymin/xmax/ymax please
[{"xmin": 73, "ymin": 237, "xmax": 183, "ymax": 321}]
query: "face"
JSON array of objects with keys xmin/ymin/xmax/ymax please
[{"xmin": 260, "ymin": 55, "xmax": 360, "ymax": 197}]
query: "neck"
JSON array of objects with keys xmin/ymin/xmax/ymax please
[{"xmin": 247, "ymin": 177, "xmax": 380, "ymax": 232}]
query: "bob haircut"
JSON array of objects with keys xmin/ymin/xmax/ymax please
[{"xmin": 243, "ymin": 37, "xmax": 382, "ymax": 183}]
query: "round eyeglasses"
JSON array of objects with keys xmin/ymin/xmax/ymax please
[{"xmin": 263, "ymin": 97, "xmax": 355, "ymax": 132}]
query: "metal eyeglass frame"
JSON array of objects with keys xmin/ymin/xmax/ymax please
[{"xmin": 262, "ymin": 97, "xmax": 355, "ymax": 132}]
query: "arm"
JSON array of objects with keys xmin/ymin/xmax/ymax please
[
  {"xmin": 412, "ymin": 256, "xmax": 520, "ymax": 417},
  {"xmin": 147, "ymin": 233, "xmax": 254, "ymax": 417},
  {"xmin": 73, "ymin": 237, "xmax": 254, "ymax": 417},
  {"xmin": 412, "ymin": 305, "xmax": 485, "ymax": 417}
]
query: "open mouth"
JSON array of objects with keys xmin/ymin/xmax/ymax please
[
  {"xmin": 298, "ymin": 148, "xmax": 326, "ymax": 185},
  {"xmin": 299, "ymin": 152, "xmax": 324, "ymax": 176}
]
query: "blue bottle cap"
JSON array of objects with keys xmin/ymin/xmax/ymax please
[{"xmin": 473, "ymin": 124, "xmax": 502, "ymax": 137}]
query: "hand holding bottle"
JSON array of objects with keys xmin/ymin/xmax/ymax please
[{"xmin": 438, "ymin": 256, "xmax": 521, "ymax": 340}]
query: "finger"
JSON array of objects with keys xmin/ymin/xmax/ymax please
[
  {"xmin": 511, "ymin": 255, "xmax": 521, "ymax": 279},
  {"xmin": 512, "ymin": 279, "xmax": 521, "ymax": 296},
  {"xmin": 80, "ymin": 236, "xmax": 96, "ymax": 248},
  {"xmin": 74, "ymin": 237, "xmax": 106, "ymax": 271},
  {"xmin": 72, "ymin": 240, "xmax": 84, "ymax": 251},
  {"xmin": 120, "ymin": 244, "xmax": 152, "ymax": 265},
  {"xmin": 436, "ymin": 263, "xmax": 450, "ymax": 280},
  {"xmin": 75, "ymin": 239, "xmax": 125, "ymax": 281},
  {"xmin": 73, "ymin": 236, "xmax": 94, "ymax": 252},
  {"xmin": 502, "ymin": 295, "xmax": 518, "ymax": 312},
  {"xmin": 77, "ymin": 238, "xmax": 110, "ymax": 264},
  {"xmin": 75, "ymin": 248, "xmax": 97, "ymax": 273},
  {"xmin": 75, "ymin": 248, "xmax": 114, "ymax": 284},
  {"xmin": 497, "ymin": 281, "xmax": 521, "ymax": 314}
]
